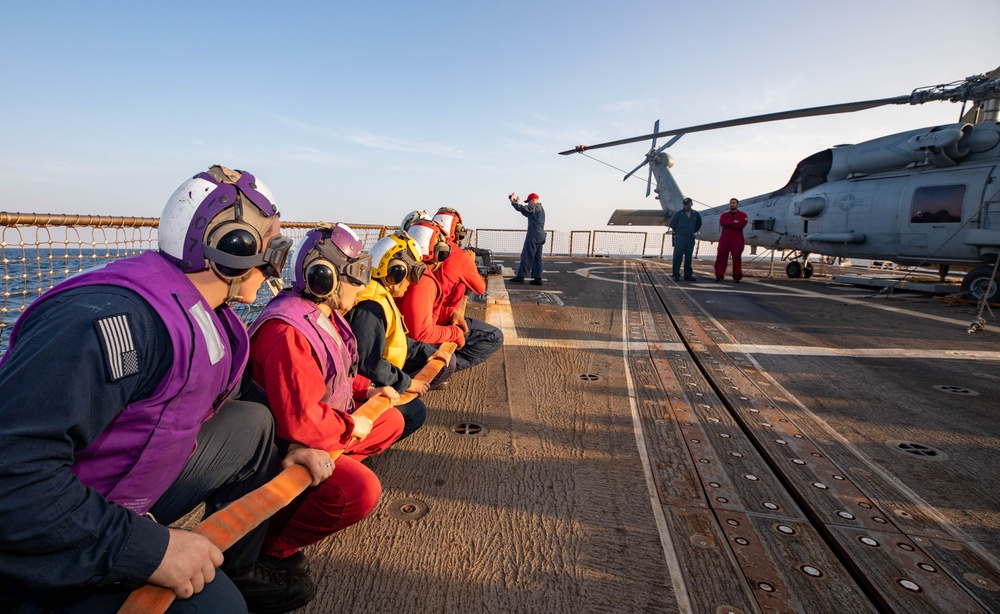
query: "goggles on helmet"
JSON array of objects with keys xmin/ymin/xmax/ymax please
[
  {"xmin": 259, "ymin": 235, "xmax": 293, "ymax": 278},
  {"xmin": 343, "ymin": 253, "xmax": 374, "ymax": 287},
  {"xmin": 202, "ymin": 233, "xmax": 292, "ymax": 279},
  {"xmin": 313, "ymin": 240, "xmax": 373, "ymax": 287}
]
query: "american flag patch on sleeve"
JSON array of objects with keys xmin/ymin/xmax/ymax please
[{"xmin": 95, "ymin": 314, "xmax": 140, "ymax": 381}]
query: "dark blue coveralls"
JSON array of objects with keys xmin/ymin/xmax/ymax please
[{"xmin": 668, "ymin": 207, "xmax": 703, "ymax": 280}]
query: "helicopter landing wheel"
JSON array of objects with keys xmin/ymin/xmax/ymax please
[
  {"xmin": 961, "ymin": 265, "xmax": 999, "ymax": 302},
  {"xmin": 803, "ymin": 262, "xmax": 814, "ymax": 278},
  {"xmin": 785, "ymin": 261, "xmax": 803, "ymax": 278}
]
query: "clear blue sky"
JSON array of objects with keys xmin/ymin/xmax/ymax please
[{"xmin": 2, "ymin": 1, "xmax": 998, "ymax": 231}]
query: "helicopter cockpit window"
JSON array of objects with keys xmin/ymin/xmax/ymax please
[{"xmin": 910, "ymin": 185, "xmax": 965, "ymax": 224}]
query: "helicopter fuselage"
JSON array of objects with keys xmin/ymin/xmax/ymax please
[{"xmin": 682, "ymin": 122, "xmax": 1000, "ymax": 270}]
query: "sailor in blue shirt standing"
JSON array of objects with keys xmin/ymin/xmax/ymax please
[
  {"xmin": 668, "ymin": 197, "xmax": 702, "ymax": 281},
  {"xmin": 507, "ymin": 192, "xmax": 546, "ymax": 286}
]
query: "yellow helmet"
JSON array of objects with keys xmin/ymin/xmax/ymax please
[{"xmin": 369, "ymin": 230, "xmax": 425, "ymax": 285}]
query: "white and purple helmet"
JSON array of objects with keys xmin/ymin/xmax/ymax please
[
  {"xmin": 291, "ymin": 223, "xmax": 372, "ymax": 299},
  {"xmin": 159, "ymin": 165, "xmax": 289, "ymax": 279}
]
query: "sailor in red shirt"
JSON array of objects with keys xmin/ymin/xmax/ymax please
[
  {"xmin": 714, "ymin": 198, "xmax": 749, "ymax": 282},
  {"xmin": 395, "ymin": 220, "xmax": 467, "ymax": 348},
  {"xmin": 245, "ymin": 223, "xmax": 404, "ymax": 600},
  {"xmin": 431, "ymin": 207, "xmax": 503, "ymax": 370}
]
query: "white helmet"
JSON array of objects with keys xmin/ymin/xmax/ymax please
[
  {"xmin": 159, "ymin": 165, "xmax": 290, "ymax": 280},
  {"xmin": 400, "ymin": 209, "xmax": 431, "ymax": 231}
]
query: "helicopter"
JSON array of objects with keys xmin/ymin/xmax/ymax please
[{"xmin": 561, "ymin": 70, "xmax": 1000, "ymax": 302}]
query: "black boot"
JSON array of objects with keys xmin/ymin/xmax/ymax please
[{"xmin": 231, "ymin": 558, "xmax": 316, "ymax": 614}]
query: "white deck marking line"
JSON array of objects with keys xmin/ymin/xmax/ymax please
[
  {"xmin": 503, "ymin": 338, "xmax": 660, "ymax": 351},
  {"xmin": 485, "ymin": 276, "xmax": 518, "ymax": 340},
  {"xmin": 620, "ymin": 267, "xmax": 693, "ymax": 614},
  {"xmin": 748, "ymin": 280, "xmax": 973, "ymax": 327},
  {"xmin": 720, "ymin": 344, "xmax": 1000, "ymax": 361}
]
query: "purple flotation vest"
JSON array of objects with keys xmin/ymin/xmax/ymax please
[
  {"xmin": 2, "ymin": 251, "xmax": 248, "ymax": 515},
  {"xmin": 249, "ymin": 290, "xmax": 358, "ymax": 413}
]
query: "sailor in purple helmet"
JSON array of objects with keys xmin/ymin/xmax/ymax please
[
  {"xmin": 0, "ymin": 165, "xmax": 321, "ymax": 614},
  {"xmin": 244, "ymin": 224, "xmax": 404, "ymax": 604}
]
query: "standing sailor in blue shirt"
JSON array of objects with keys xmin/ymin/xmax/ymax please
[
  {"xmin": 507, "ymin": 192, "xmax": 546, "ymax": 285},
  {"xmin": 668, "ymin": 197, "xmax": 702, "ymax": 281}
]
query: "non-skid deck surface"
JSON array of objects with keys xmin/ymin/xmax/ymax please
[{"xmin": 279, "ymin": 257, "xmax": 1000, "ymax": 613}]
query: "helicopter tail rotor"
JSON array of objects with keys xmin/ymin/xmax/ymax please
[
  {"xmin": 621, "ymin": 120, "xmax": 686, "ymax": 198},
  {"xmin": 645, "ymin": 120, "xmax": 658, "ymax": 197}
]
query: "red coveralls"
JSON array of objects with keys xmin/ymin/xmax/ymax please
[
  {"xmin": 715, "ymin": 209, "xmax": 749, "ymax": 281},
  {"xmin": 249, "ymin": 320, "xmax": 404, "ymax": 558}
]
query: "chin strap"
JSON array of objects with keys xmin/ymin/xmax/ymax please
[{"xmin": 222, "ymin": 270, "xmax": 254, "ymax": 305}]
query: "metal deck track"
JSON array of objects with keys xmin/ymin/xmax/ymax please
[{"xmin": 626, "ymin": 260, "xmax": 1000, "ymax": 613}]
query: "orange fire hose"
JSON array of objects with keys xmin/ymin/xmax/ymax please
[{"xmin": 118, "ymin": 342, "xmax": 456, "ymax": 614}]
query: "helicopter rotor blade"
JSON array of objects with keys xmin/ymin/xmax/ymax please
[
  {"xmin": 622, "ymin": 156, "xmax": 650, "ymax": 182},
  {"xmin": 560, "ymin": 96, "xmax": 908, "ymax": 155},
  {"xmin": 655, "ymin": 133, "xmax": 684, "ymax": 155},
  {"xmin": 562, "ymin": 72, "xmax": 1000, "ymax": 155}
]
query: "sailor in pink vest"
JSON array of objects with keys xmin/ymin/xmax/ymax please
[
  {"xmin": 245, "ymin": 224, "xmax": 404, "ymax": 599},
  {"xmin": 0, "ymin": 166, "xmax": 320, "ymax": 613}
]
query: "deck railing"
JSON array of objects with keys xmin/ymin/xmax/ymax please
[{"xmin": 0, "ymin": 211, "xmax": 703, "ymax": 348}]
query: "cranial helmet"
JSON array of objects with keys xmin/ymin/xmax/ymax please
[
  {"xmin": 401, "ymin": 210, "xmax": 432, "ymax": 231},
  {"xmin": 369, "ymin": 230, "xmax": 426, "ymax": 286},
  {"xmin": 432, "ymin": 207, "xmax": 468, "ymax": 244},
  {"xmin": 291, "ymin": 223, "xmax": 373, "ymax": 300},
  {"xmin": 408, "ymin": 220, "xmax": 451, "ymax": 264},
  {"xmin": 159, "ymin": 165, "xmax": 291, "ymax": 280}
]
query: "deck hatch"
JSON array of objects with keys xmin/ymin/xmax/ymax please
[
  {"xmin": 449, "ymin": 421, "xmax": 489, "ymax": 437},
  {"xmin": 889, "ymin": 441, "xmax": 948, "ymax": 460},
  {"xmin": 387, "ymin": 498, "xmax": 429, "ymax": 521}
]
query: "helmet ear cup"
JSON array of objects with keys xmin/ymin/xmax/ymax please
[
  {"xmin": 209, "ymin": 224, "xmax": 260, "ymax": 278},
  {"xmin": 435, "ymin": 241, "xmax": 451, "ymax": 262},
  {"xmin": 385, "ymin": 261, "xmax": 408, "ymax": 285},
  {"xmin": 306, "ymin": 260, "xmax": 338, "ymax": 298}
]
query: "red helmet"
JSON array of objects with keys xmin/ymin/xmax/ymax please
[{"xmin": 525, "ymin": 193, "xmax": 539, "ymax": 202}]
